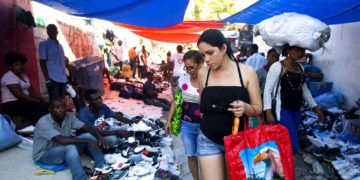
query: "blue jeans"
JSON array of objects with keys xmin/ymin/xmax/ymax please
[
  {"xmin": 197, "ymin": 130, "xmax": 225, "ymax": 156},
  {"xmin": 104, "ymin": 135, "xmax": 117, "ymax": 148},
  {"xmin": 180, "ymin": 121, "xmax": 200, "ymax": 157},
  {"xmin": 40, "ymin": 133, "xmax": 106, "ymax": 180},
  {"xmin": 144, "ymin": 98, "xmax": 171, "ymax": 111},
  {"xmin": 280, "ymin": 109, "xmax": 301, "ymax": 153}
]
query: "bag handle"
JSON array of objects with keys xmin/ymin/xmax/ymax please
[
  {"xmin": 232, "ymin": 105, "xmax": 264, "ymax": 135},
  {"xmin": 251, "ymin": 105, "xmax": 261, "ymax": 125},
  {"xmin": 273, "ymin": 62, "xmax": 284, "ymax": 99}
]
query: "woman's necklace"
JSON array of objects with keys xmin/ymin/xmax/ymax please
[{"xmin": 285, "ymin": 63, "xmax": 304, "ymax": 91}]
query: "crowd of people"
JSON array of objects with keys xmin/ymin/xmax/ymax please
[{"xmin": 0, "ymin": 24, "xmax": 324, "ymax": 179}]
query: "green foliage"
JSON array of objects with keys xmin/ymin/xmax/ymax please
[
  {"xmin": 190, "ymin": 0, "xmax": 237, "ymax": 20},
  {"xmin": 207, "ymin": 0, "xmax": 236, "ymax": 20}
]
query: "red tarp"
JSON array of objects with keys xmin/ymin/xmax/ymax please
[{"xmin": 114, "ymin": 21, "xmax": 226, "ymax": 43}]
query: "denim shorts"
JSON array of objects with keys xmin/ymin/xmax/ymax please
[
  {"xmin": 180, "ymin": 120, "xmax": 200, "ymax": 157},
  {"xmin": 197, "ymin": 130, "xmax": 225, "ymax": 156}
]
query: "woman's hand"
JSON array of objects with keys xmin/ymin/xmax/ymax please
[
  {"xmin": 229, "ymin": 100, "xmax": 246, "ymax": 117},
  {"xmin": 165, "ymin": 121, "xmax": 171, "ymax": 134},
  {"xmin": 266, "ymin": 110, "xmax": 276, "ymax": 124},
  {"xmin": 314, "ymin": 107, "xmax": 324, "ymax": 122}
]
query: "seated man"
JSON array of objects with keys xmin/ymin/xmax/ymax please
[
  {"xmin": 77, "ymin": 89, "xmax": 136, "ymax": 148},
  {"xmin": 143, "ymin": 72, "xmax": 171, "ymax": 111},
  {"xmin": 33, "ymin": 98, "xmax": 110, "ymax": 180}
]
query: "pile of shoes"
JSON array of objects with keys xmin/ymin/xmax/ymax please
[
  {"xmin": 299, "ymin": 105, "xmax": 360, "ymax": 178},
  {"xmin": 90, "ymin": 115, "xmax": 180, "ymax": 179}
]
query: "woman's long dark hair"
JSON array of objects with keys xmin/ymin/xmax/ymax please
[{"xmin": 197, "ymin": 29, "xmax": 236, "ymax": 61}]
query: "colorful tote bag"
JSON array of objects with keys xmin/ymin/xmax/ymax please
[{"xmin": 224, "ymin": 113, "xmax": 294, "ymax": 180}]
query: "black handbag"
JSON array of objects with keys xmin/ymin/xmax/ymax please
[{"xmin": 271, "ymin": 62, "xmax": 283, "ymax": 120}]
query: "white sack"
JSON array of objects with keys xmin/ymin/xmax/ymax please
[{"xmin": 256, "ymin": 12, "xmax": 331, "ymax": 52}]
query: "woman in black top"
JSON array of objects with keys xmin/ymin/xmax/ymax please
[
  {"xmin": 264, "ymin": 45, "xmax": 323, "ymax": 153},
  {"xmin": 197, "ymin": 29, "xmax": 262, "ymax": 179}
]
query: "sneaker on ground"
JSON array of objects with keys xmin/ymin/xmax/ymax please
[
  {"xmin": 128, "ymin": 121, "xmax": 152, "ymax": 131},
  {"xmin": 95, "ymin": 164, "xmax": 112, "ymax": 174},
  {"xmin": 104, "ymin": 154, "xmax": 128, "ymax": 164},
  {"xmin": 111, "ymin": 162, "xmax": 131, "ymax": 170},
  {"xmin": 109, "ymin": 170, "xmax": 128, "ymax": 179},
  {"xmin": 18, "ymin": 125, "xmax": 35, "ymax": 133},
  {"xmin": 128, "ymin": 165, "xmax": 149, "ymax": 176}
]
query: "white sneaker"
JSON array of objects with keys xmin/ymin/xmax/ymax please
[
  {"xmin": 111, "ymin": 162, "xmax": 131, "ymax": 170},
  {"xmin": 18, "ymin": 125, "xmax": 35, "ymax": 133},
  {"xmin": 104, "ymin": 154, "xmax": 128, "ymax": 164},
  {"xmin": 95, "ymin": 164, "xmax": 112, "ymax": 174},
  {"xmin": 129, "ymin": 165, "xmax": 149, "ymax": 176},
  {"xmin": 161, "ymin": 137, "xmax": 173, "ymax": 146},
  {"xmin": 128, "ymin": 121, "xmax": 152, "ymax": 131},
  {"xmin": 134, "ymin": 146, "xmax": 145, "ymax": 153},
  {"xmin": 307, "ymin": 136, "xmax": 325, "ymax": 147}
]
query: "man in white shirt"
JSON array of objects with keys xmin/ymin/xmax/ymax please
[
  {"xmin": 245, "ymin": 44, "xmax": 267, "ymax": 71},
  {"xmin": 171, "ymin": 45, "xmax": 186, "ymax": 96},
  {"xmin": 114, "ymin": 40, "xmax": 123, "ymax": 68}
]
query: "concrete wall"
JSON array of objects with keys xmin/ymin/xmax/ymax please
[
  {"xmin": 312, "ymin": 22, "xmax": 360, "ymax": 109},
  {"xmin": 254, "ymin": 22, "xmax": 360, "ymax": 109}
]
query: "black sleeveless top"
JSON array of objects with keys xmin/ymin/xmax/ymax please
[
  {"xmin": 200, "ymin": 62, "xmax": 250, "ymax": 145},
  {"xmin": 280, "ymin": 69, "xmax": 304, "ymax": 111}
]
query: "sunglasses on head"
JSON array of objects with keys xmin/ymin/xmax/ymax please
[{"xmin": 183, "ymin": 64, "xmax": 198, "ymax": 71}]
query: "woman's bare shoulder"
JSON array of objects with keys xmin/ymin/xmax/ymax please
[
  {"xmin": 198, "ymin": 65, "xmax": 209, "ymax": 77},
  {"xmin": 239, "ymin": 63, "xmax": 256, "ymax": 75}
]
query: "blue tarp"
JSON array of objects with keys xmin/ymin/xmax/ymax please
[
  {"xmin": 223, "ymin": 0, "xmax": 360, "ymax": 25},
  {"xmin": 34, "ymin": 0, "xmax": 190, "ymax": 28}
]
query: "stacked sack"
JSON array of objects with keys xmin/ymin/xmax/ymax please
[{"xmin": 255, "ymin": 12, "xmax": 331, "ymax": 51}]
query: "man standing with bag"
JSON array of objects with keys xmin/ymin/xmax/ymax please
[{"xmin": 39, "ymin": 24, "xmax": 68, "ymax": 99}]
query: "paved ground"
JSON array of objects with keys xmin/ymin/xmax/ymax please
[
  {"xmin": 0, "ymin": 146, "xmax": 72, "ymax": 180},
  {"xmin": 172, "ymin": 135, "xmax": 192, "ymax": 180}
]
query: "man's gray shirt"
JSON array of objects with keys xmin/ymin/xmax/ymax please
[{"xmin": 32, "ymin": 114, "xmax": 84, "ymax": 161}]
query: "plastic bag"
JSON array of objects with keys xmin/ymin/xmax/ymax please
[
  {"xmin": 0, "ymin": 114, "xmax": 21, "ymax": 151},
  {"xmin": 171, "ymin": 89, "xmax": 183, "ymax": 136},
  {"xmin": 315, "ymin": 92, "xmax": 345, "ymax": 109},
  {"xmin": 224, "ymin": 116, "xmax": 294, "ymax": 180},
  {"xmin": 256, "ymin": 12, "xmax": 330, "ymax": 52}
]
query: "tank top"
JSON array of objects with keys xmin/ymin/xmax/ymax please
[
  {"xmin": 200, "ymin": 61, "xmax": 250, "ymax": 145},
  {"xmin": 281, "ymin": 69, "xmax": 304, "ymax": 111}
]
